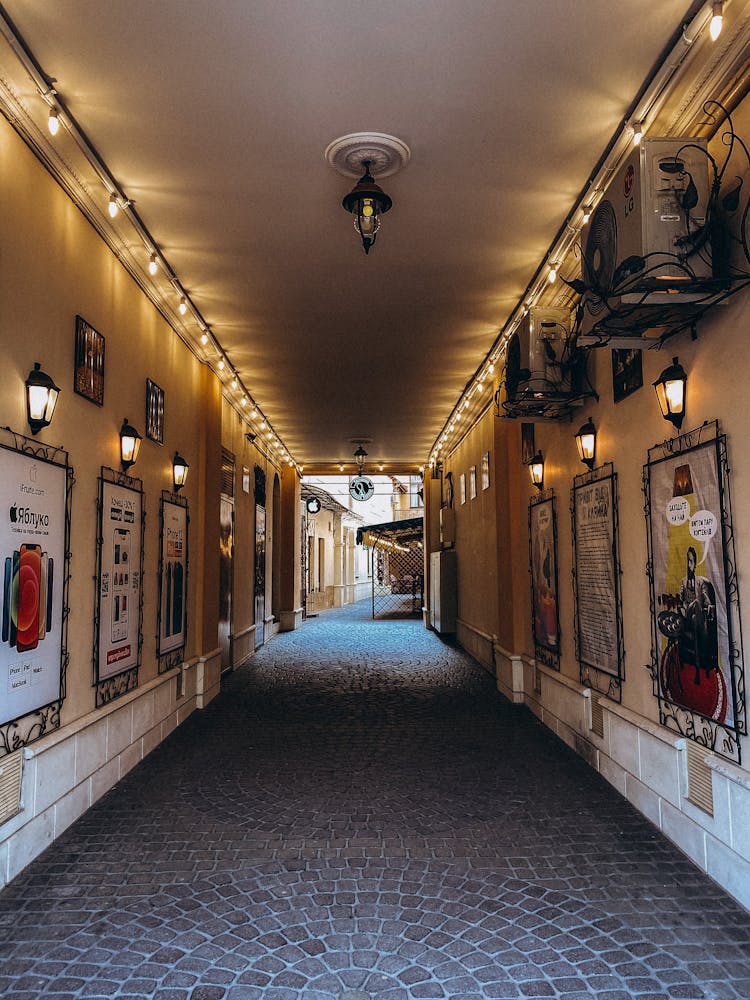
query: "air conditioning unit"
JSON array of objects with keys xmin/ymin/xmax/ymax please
[
  {"xmin": 580, "ymin": 137, "xmax": 713, "ymax": 343},
  {"xmin": 504, "ymin": 306, "xmax": 572, "ymax": 402}
]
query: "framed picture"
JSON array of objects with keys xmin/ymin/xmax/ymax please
[
  {"xmin": 521, "ymin": 422, "xmax": 535, "ymax": 465},
  {"xmin": 481, "ymin": 452, "xmax": 490, "ymax": 491},
  {"xmin": 459, "ymin": 472, "xmax": 466, "ymax": 505},
  {"xmin": 94, "ymin": 469, "xmax": 144, "ymax": 705},
  {"xmin": 0, "ymin": 429, "xmax": 72, "ymax": 758},
  {"xmin": 612, "ymin": 348, "xmax": 643, "ymax": 403},
  {"xmin": 529, "ymin": 491, "xmax": 559, "ymax": 667},
  {"xmin": 74, "ymin": 315, "xmax": 105, "ymax": 406},
  {"xmin": 157, "ymin": 494, "xmax": 188, "ymax": 665},
  {"xmin": 572, "ymin": 463, "xmax": 623, "ymax": 701},
  {"xmin": 145, "ymin": 379, "xmax": 165, "ymax": 444},
  {"xmin": 643, "ymin": 420, "xmax": 745, "ymax": 763},
  {"xmin": 469, "ymin": 465, "xmax": 477, "ymax": 500}
]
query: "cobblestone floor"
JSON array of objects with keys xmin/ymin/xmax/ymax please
[{"xmin": 1, "ymin": 601, "xmax": 750, "ymax": 1000}]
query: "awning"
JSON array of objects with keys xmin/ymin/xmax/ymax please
[
  {"xmin": 356, "ymin": 516, "xmax": 423, "ymax": 549},
  {"xmin": 301, "ymin": 483, "xmax": 364, "ymax": 522}
]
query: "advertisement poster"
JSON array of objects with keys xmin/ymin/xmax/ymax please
[
  {"xmin": 158, "ymin": 498, "xmax": 187, "ymax": 656},
  {"xmin": 647, "ymin": 437, "xmax": 735, "ymax": 729},
  {"xmin": 0, "ymin": 448, "xmax": 66, "ymax": 727},
  {"xmin": 97, "ymin": 479, "xmax": 142, "ymax": 681},
  {"xmin": 573, "ymin": 472, "xmax": 620, "ymax": 678},
  {"xmin": 529, "ymin": 494, "xmax": 559, "ymax": 657}
]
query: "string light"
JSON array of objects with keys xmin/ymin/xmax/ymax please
[
  {"xmin": 217, "ymin": 359, "xmax": 225, "ymax": 372},
  {"xmin": 48, "ymin": 108, "xmax": 59, "ymax": 135},
  {"xmin": 148, "ymin": 253, "xmax": 158, "ymax": 275},
  {"xmin": 200, "ymin": 333, "xmax": 209, "ymax": 346},
  {"xmin": 548, "ymin": 263, "xmax": 558, "ymax": 283},
  {"xmin": 231, "ymin": 377, "xmax": 238, "ymax": 390},
  {"xmin": 241, "ymin": 397, "xmax": 247, "ymax": 407},
  {"xmin": 179, "ymin": 296, "xmax": 187, "ymax": 315},
  {"xmin": 108, "ymin": 193, "xmax": 118, "ymax": 218},
  {"xmin": 632, "ymin": 121, "xmax": 643, "ymax": 146},
  {"xmin": 251, "ymin": 408, "xmax": 258, "ymax": 418},
  {"xmin": 582, "ymin": 204, "xmax": 592, "ymax": 223},
  {"xmin": 709, "ymin": 1, "xmax": 723, "ymax": 40}
]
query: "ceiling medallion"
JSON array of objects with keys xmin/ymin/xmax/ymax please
[{"xmin": 326, "ymin": 132, "xmax": 410, "ymax": 254}]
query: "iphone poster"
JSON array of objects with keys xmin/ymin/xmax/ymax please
[
  {"xmin": 158, "ymin": 499, "xmax": 187, "ymax": 656},
  {"xmin": 0, "ymin": 448, "xmax": 66, "ymax": 726},
  {"xmin": 97, "ymin": 480, "xmax": 142, "ymax": 681}
]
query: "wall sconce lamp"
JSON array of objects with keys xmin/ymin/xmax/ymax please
[
  {"xmin": 575, "ymin": 417, "xmax": 597, "ymax": 469},
  {"xmin": 529, "ymin": 451, "xmax": 545, "ymax": 491},
  {"xmin": 25, "ymin": 362, "xmax": 60, "ymax": 435},
  {"xmin": 172, "ymin": 451, "xmax": 189, "ymax": 492},
  {"xmin": 653, "ymin": 356, "xmax": 687, "ymax": 431},
  {"xmin": 119, "ymin": 418, "xmax": 142, "ymax": 472},
  {"xmin": 342, "ymin": 160, "xmax": 392, "ymax": 255}
]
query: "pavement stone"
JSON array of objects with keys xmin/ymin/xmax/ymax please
[{"xmin": 0, "ymin": 601, "xmax": 749, "ymax": 999}]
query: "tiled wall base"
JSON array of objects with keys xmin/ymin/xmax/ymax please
[{"xmin": 0, "ymin": 647, "xmax": 222, "ymax": 890}]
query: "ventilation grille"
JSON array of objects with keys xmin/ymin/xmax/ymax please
[
  {"xmin": 221, "ymin": 448, "xmax": 235, "ymax": 498},
  {"xmin": 686, "ymin": 742, "xmax": 714, "ymax": 815},
  {"xmin": 0, "ymin": 751, "xmax": 23, "ymax": 826},
  {"xmin": 590, "ymin": 698, "xmax": 604, "ymax": 737},
  {"xmin": 534, "ymin": 665, "xmax": 542, "ymax": 695}
]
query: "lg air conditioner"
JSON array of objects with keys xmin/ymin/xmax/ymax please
[
  {"xmin": 504, "ymin": 306, "xmax": 572, "ymax": 403},
  {"xmin": 580, "ymin": 137, "xmax": 713, "ymax": 344}
]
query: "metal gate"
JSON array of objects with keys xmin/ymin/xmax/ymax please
[{"xmin": 371, "ymin": 539, "xmax": 423, "ymax": 619}]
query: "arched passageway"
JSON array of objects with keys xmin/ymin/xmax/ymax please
[{"xmin": 1, "ymin": 601, "xmax": 749, "ymax": 998}]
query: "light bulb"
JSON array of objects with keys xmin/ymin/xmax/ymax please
[
  {"xmin": 108, "ymin": 194, "xmax": 118, "ymax": 218},
  {"xmin": 231, "ymin": 378, "xmax": 238, "ymax": 390},
  {"xmin": 476, "ymin": 382, "xmax": 483, "ymax": 392},
  {"xmin": 582, "ymin": 205, "xmax": 592, "ymax": 223},
  {"xmin": 488, "ymin": 362, "xmax": 495, "ymax": 374},
  {"xmin": 179, "ymin": 296, "xmax": 187, "ymax": 315},
  {"xmin": 200, "ymin": 333, "xmax": 209, "ymax": 346},
  {"xmin": 218, "ymin": 359, "xmax": 225, "ymax": 371},
  {"xmin": 548, "ymin": 264, "xmax": 558, "ymax": 283},
  {"xmin": 710, "ymin": 2, "xmax": 723, "ymax": 40},
  {"xmin": 464, "ymin": 400, "xmax": 469, "ymax": 409},
  {"xmin": 362, "ymin": 200, "xmax": 374, "ymax": 218},
  {"xmin": 148, "ymin": 253, "xmax": 158, "ymax": 276},
  {"xmin": 48, "ymin": 108, "xmax": 59, "ymax": 135},
  {"xmin": 251, "ymin": 408, "xmax": 258, "ymax": 418},
  {"xmin": 260, "ymin": 421, "xmax": 266, "ymax": 430},
  {"xmin": 633, "ymin": 122, "xmax": 643, "ymax": 146},
  {"xmin": 379, "ymin": 464, "xmax": 384, "ymax": 472},
  {"xmin": 241, "ymin": 397, "xmax": 247, "ymax": 407}
]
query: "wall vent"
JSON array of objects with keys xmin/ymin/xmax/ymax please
[
  {"xmin": 590, "ymin": 698, "xmax": 604, "ymax": 737},
  {"xmin": 0, "ymin": 751, "xmax": 23, "ymax": 826},
  {"xmin": 686, "ymin": 742, "xmax": 714, "ymax": 815}
]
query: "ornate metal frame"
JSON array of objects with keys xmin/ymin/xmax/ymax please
[
  {"xmin": 0, "ymin": 428, "xmax": 73, "ymax": 758},
  {"xmin": 157, "ymin": 489, "xmax": 189, "ymax": 674},
  {"xmin": 93, "ymin": 467, "xmax": 144, "ymax": 708},
  {"xmin": 528, "ymin": 488, "xmax": 560, "ymax": 670},
  {"xmin": 571, "ymin": 462, "xmax": 624, "ymax": 702},
  {"xmin": 643, "ymin": 420, "xmax": 745, "ymax": 763}
]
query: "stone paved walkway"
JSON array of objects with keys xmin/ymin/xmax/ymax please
[{"xmin": 1, "ymin": 601, "xmax": 750, "ymax": 1000}]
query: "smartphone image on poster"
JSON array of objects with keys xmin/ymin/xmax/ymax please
[
  {"xmin": 46, "ymin": 557, "xmax": 54, "ymax": 633},
  {"xmin": 16, "ymin": 543, "xmax": 42, "ymax": 652},
  {"xmin": 38, "ymin": 552, "xmax": 48, "ymax": 641},
  {"xmin": 2, "ymin": 556, "xmax": 11, "ymax": 644},
  {"xmin": 8, "ymin": 550, "xmax": 19, "ymax": 648},
  {"xmin": 111, "ymin": 528, "xmax": 130, "ymax": 643}
]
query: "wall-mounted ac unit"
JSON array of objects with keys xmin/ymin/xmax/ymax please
[
  {"xmin": 504, "ymin": 306, "xmax": 572, "ymax": 401},
  {"xmin": 580, "ymin": 137, "xmax": 712, "ymax": 343}
]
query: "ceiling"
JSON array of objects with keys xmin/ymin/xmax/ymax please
[{"xmin": 2, "ymin": 0, "xmax": 706, "ymax": 467}]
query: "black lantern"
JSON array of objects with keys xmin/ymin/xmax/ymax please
[
  {"xmin": 119, "ymin": 417, "xmax": 142, "ymax": 471},
  {"xmin": 529, "ymin": 451, "xmax": 545, "ymax": 491},
  {"xmin": 25, "ymin": 362, "xmax": 60, "ymax": 435},
  {"xmin": 575, "ymin": 416, "xmax": 597, "ymax": 469},
  {"xmin": 341, "ymin": 160, "xmax": 392, "ymax": 254},
  {"xmin": 354, "ymin": 444, "xmax": 368, "ymax": 472},
  {"xmin": 172, "ymin": 451, "xmax": 189, "ymax": 491},
  {"xmin": 653, "ymin": 356, "xmax": 687, "ymax": 430}
]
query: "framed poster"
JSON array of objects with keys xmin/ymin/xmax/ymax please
[
  {"xmin": 644, "ymin": 421, "xmax": 745, "ymax": 763},
  {"xmin": 612, "ymin": 348, "xmax": 643, "ymax": 403},
  {"xmin": 481, "ymin": 452, "xmax": 490, "ymax": 491},
  {"xmin": 157, "ymin": 494, "xmax": 188, "ymax": 666},
  {"xmin": 459, "ymin": 473, "xmax": 466, "ymax": 505},
  {"xmin": 0, "ymin": 431, "xmax": 72, "ymax": 757},
  {"xmin": 94, "ymin": 470, "xmax": 144, "ymax": 704},
  {"xmin": 74, "ymin": 315, "xmax": 105, "ymax": 406},
  {"xmin": 469, "ymin": 465, "xmax": 477, "ymax": 500},
  {"xmin": 145, "ymin": 378, "xmax": 165, "ymax": 444},
  {"xmin": 572, "ymin": 463, "xmax": 623, "ymax": 701},
  {"xmin": 529, "ymin": 491, "xmax": 559, "ymax": 667}
]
